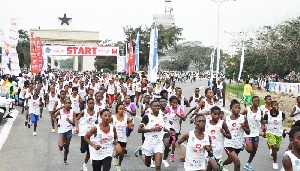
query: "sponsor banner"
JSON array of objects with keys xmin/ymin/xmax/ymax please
[
  {"xmin": 117, "ymin": 56, "xmax": 126, "ymax": 72},
  {"xmin": 9, "ymin": 18, "xmax": 19, "ymax": 46},
  {"xmin": 36, "ymin": 37, "xmax": 43, "ymax": 73},
  {"xmin": 30, "ymin": 32, "xmax": 39, "ymax": 74},
  {"xmin": 43, "ymin": 46, "xmax": 119, "ymax": 56},
  {"xmin": 128, "ymin": 39, "xmax": 135, "ymax": 75}
]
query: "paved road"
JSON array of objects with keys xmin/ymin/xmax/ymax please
[{"xmin": 0, "ymin": 79, "xmax": 289, "ymax": 171}]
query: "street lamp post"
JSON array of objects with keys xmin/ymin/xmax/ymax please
[{"xmin": 211, "ymin": 0, "xmax": 235, "ymax": 81}]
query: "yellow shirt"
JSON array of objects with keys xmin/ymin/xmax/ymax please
[{"xmin": 244, "ymin": 84, "xmax": 252, "ymax": 96}]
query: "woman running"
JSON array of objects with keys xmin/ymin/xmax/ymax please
[
  {"xmin": 175, "ymin": 114, "xmax": 219, "ymax": 171},
  {"xmin": 205, "ymin": 106, "xmax": 231, "ymax": 171},
  {"xmin": 223, "ymin": 99, "xmax": 250, "ymax": 171},
  {"xmin": 47, "ymin": 86, "xmax": 59, "ymax": 133},
  {"xmin": 241, "ymin": 96, "xmax": 262, "ymax": 171},
  {"xmin": 75, "ymin": 98, "xmax": 98, "ymax": 171},
  {"xmin": 24, "ymin": 83, "xmax": 34, "ymax": 128},
  {"xmin": 167, "ymin": 96, "xmax": 186, "ymax": 162},
  {"xmin": 194, "ymin": 88, "xmax": 215, "ymax": 121},
  {"xmin": 70, "ymin": 87, "xmax": 83, "ymax": 117},
  {"xmin": 84, "ymin": 109, "xmax": 122, "ymax": 171},
  {"xmin": 282, "ymin": 126, "xmax": 300, "ymax": 171},
  {"xmin": 135, "ymin": 77, "xmax": 142, "ymax": 108},
  {"xmin": 27, "ymin": 88, "xmax": 43, "ymax": 136},
  {"xmin": 53, "ymin": 99, "xmax": 76, "ymax": 165},
  {"xmin": 263, "ymin": 100, "xmax": 285, "ymax": 170},
  {"xmin": 112, "ymin": 103, "xmax": 133, "ymax": 171},
  {"xmin": 141, "ymin": 95, "xmax": 151, "ymax": 117}
]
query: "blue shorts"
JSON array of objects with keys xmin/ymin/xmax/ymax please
[
  {"xmin": 19, "ymin": 98, "xmax": 25, "ymax": 103},
  {"xmin": 58, "ymin": 130, "xmax": 73, "ymax": 137},
  {"xmin": 30, "ymin": 113, "xmax": 39, "ymax": 126},
  {"xmin": 245, "ymin": 136, "xmax": 259, "ymax": 144}
]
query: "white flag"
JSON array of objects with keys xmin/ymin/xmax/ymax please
[{"xmin": 238, "ymin": 43, "xmax": 245, "ymax": 81}]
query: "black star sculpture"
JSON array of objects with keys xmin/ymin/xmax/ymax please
[{"xmin": 58, "ymin": 14, "xmax": 72, "ymax": 25}]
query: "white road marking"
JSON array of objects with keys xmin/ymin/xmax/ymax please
[{"xmin": 0, "ymin": 110, "xmax": 19, "ymax": 151}]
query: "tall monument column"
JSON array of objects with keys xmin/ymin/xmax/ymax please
[{"xmin": 73, "ymin": 56, "xmax": 79, "ymax": 71}]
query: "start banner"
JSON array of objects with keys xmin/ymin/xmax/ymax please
[{"xmin": 43, "ymin": 46, "xmax": 119, "ymax": 56}]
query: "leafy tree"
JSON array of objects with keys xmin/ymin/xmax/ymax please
[
  {"xmin": 122, "ymin": 24, "xmax": 183, "ymax": 70},
  {"xmin": 229, "ymin": 16, "xmax": 300, "ymax": 79},
  {"xmin": 16, "ymin": 29, "xmax": 30, "ymax": 69},
  {"xmin": 59, "ymin": 58, "xmax": 73, "ymax": 69}
]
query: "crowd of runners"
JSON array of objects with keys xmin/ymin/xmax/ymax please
[{"xmin": 2, "ymin": 70, "xmax": 300, "ymax": 171}]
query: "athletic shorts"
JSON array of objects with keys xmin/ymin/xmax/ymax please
[
  {"xmin": 245, "ymin": 136, "xmax": 259, "ymax": 144},
  {"xmin": 58, "ymin": 130, "xmax": 73, "ymax": 138},
  {"xmin": 163, "ymin": 133, "xmax": 170, "ymax": 139},
  {"xmin": 30, "ymin": 113, "xmax": 39, "ymax": 126},
  {"xmin": 266, "ymin": 133, "xmax": 282, "ymax": 148},
  {"xmin": 244, "ymin": 95, "xmax": 251, "ymax": 104},
  {"xmin": 80, "ymin": 136, "xmax": 90, "ymax": 154},
  {"xmin": 224, "ymin": 147, "xmax": 241, "ymax": 155},
  {"xmin": 142, "ymin": 141, "xmax": 164, "ymax": 157},
  {"xmin": 19, "ymin": 98, "xmax": 25, "ymax": 103},
  {"xmin": 142, "ymin": 90, "xmax": 147, "ymax": 94},
  {"xmin": 118, "ymin": 141, "xmax": 127, "ymax": 148}
]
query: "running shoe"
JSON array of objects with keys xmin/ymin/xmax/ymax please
[
  {"xmin": 170, "ymin": 154, "xmax": 175, "ymax": 162},
  {"xmin": 64, "ymin": 160, "xmax": 69, "ymax": 165},
  {"xmin": 218, "ymin": 159, "xmax": 224, "ymax": 171},
  {"xmin": 244, "ymin": 163, "xmax": 254, "ymax": 171},
  {"xmin": 25, "ymin": 120, "xmax": 28, "ymax": 127},
  {"xmin": 134, "ymin": 146, "xmax": 142, "ymax": 157},
  {"xmin": 51, "ymin": 129, "xmax": 56, "ymax": 133},
  {"xmin": 150, "ymin": 160, "xmax": 156, "ymax": 168},
  {"xmin": 28, "ymin": 122, "xmax": 31, "ymax": 128},
  {"xmin": 272, "ymin": 163, "xmax": 278, "ymax": 170},
  {"xmin": 112, "ymin": 157, "xmax": 118, "ymax": 166},
  {"xmin": 116, "ymin": 165, "xmax": 122, "ymax": 171},
  {"xmin": 82, "ymin": 163, "xmax": 88, "ymax": 171},
  {"xmin": 33, "ymin": 132, "xmax": 37, "ymax": 136},
  {"xmin": 162, "ymin": 160, "xmax": 169, "ymax": 167},
  {"xmin": 283, "ymin": 129, "xmax": 287, "ymax": 138}
]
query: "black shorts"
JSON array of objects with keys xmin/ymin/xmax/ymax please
[
  {"xmin": 130, "ymin": 95, "xmax": 135, "ymax": 103},
  {"xmin": 118, "ymin": 141, "xmax": 127, "ymax": 148},
  {"xmin": 142, "ymin": 90, "xmax": 147, "ymax": 94},
  {"xmin": 169, "ymin": 129, "xmax": 179, "ymax": 144},
  {"xmin": 224, "ymin": 147, "xmax": 241, "ymax": 155},
  {"xmin": 80, "ymin": 136, "xmax": 90, "ymax": 154},
  {"xmin": 163, "ymin": 133, "xmax": 170, "ymax": 139}
]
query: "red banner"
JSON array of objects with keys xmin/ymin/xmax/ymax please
[
  {"xmin": 35, "ymin": 37, "xmax": 43, "ymax": 73},
  {"xmin": 128, "ymin": 39, "xmax": 135, "ymax": 75},
  {"xmin": 30, "ymin": 32, "xmax": 39, "ymax": 74}
]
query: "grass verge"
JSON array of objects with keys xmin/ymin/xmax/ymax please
[{"xmin": 226, "ymin": 83, "xmax": 265, "ymax": 106}]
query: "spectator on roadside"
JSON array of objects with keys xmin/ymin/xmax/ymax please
[
  {"xmin": 243, "ymin": 80, "xmax": 252, "ymax": 108},
  {"xmin": 220, "ymin": 78, "xmax": 226, "ymax": 107}
]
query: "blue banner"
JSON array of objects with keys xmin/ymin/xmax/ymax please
[
  {"xmin": 135, "ymin": 32, "xmax": 139, "ymax": 72},
  {"xmin": 153, "ymin": 24, "xmax": 158, "ymax": 70}
]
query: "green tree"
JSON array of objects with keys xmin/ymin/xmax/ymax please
[
  {"xmin": 16, "ymin": 29, "xmax": 30, "ymax": 69},
  {"xmin": 122, "ymin": 24, "xmax": 183, "ymax": 70},
  {"xmin": 230, "ymin": 16, "xmax": 300, "ymax": 78},
  {"xmin": 94, "ymin": 39, "xmax": 119, "ymax": 72},
  {"xmin": 59, "ymin": 58, "xmax": 73, "ymax": 69}
]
